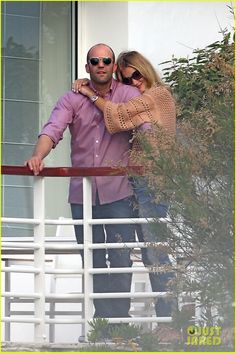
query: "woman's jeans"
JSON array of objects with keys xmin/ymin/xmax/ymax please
[
  {"xmin": 71, "ymin": 195, "xmax": 136, "ymax": 318},
  {"xmin": 132, "ymin": 177, "xmax": 175, "ymax": 317}
]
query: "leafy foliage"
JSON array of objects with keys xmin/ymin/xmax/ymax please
[
  {"xmin": 138, "ymin": 332, "xmax": 161, "ymax": 351},
  {"xmin": 86, "ymin": 319, "xmax": 177, "ymax": 351},
  {"xmin": 87, "ymin": 318, "xmax": 110, "ymax": 344},
  {"xmin": 134, "ymin": 28, "xmax": 234, "ymax": 332}
]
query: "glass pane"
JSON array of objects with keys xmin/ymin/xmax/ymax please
[
  {"xmin": 2, "ymin": 182, "xmax": 34, "ymax": 237},
  {"xmin": 4, "ymin": 2, "xmax": 40, "ymax": 17},
  {"xmin": 3, "ymin": 175, "xmax": 33, "ymax": 188},
  {"xmin": 2, "ymin": 1, "xmax": 73, "ymax": 238},
  {"xmin": 41, "ymin": 2, "xmax": 72, "ymax": 117},
  {"xmin": 4, "ymin": 57, "xmax": 39, "ymax": 101},
  {"xmin": 5, "ymin": 101, "xmax": 39, "ymax": 144},
  {"xmin": 3, "ymin": 186, "xmax": 33, "ymax": 218},
  {"xmin": 2, "ymin": 225, "xmax": 34, "ymax": 237},
  {"xmin": 2, "ymin": 143, "xmax": 35, "ymax": 165},
  {"xmin": 3, "ymin": 14, "xmax": 39, "ymax": 59}
]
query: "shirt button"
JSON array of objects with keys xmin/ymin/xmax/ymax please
[
  {"xmin": 95, "ymin": 155, "xmax": 99, "ymax": 158},
  {"xmin": 96, "ymin": 140, "xmax": 99, "ymax": 143}
]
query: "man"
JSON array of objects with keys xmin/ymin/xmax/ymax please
[{"xmin": 26, "ymin": 43, "xmax": 141, "ymax": 318}]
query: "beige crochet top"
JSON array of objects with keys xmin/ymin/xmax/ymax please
[{"xmin": 104, "ymin": 85, "xmax": 176, "ymax": 135}]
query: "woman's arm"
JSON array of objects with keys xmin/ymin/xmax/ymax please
[
  {"xmin": 74, "ymin": 80, "xmax": 175, "ymax": 135},
  {"xmin": 77, "ymin": 84, "xmax": 157, "ymax": 133},
  {"xmin": 104, "ymin": 86, "xmax": 176, "ymax": 135},
  {"xmin": 78, "ymin": 85, "xmax": 106, "ymax": 113}
]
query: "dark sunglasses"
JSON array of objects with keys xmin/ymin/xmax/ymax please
[
  {"xmin": 89, "ymin": 57, "xmax": 112, "ymax": 66},
  {"xmin": 122, "ymin": 70, "xmax": 142, "ymax": 85}
]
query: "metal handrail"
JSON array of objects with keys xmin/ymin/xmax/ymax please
[{"xmin": 1, "ymin": 165, "xmax": 143, "ymax": 177}]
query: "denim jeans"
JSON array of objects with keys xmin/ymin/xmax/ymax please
[
  {"xmin": 71, "ymin": 195, "xmax": 136, "ymax": 318},
  {"xmin": 132, "ymin": 177, "xmax": 175, "ymax": 317}
]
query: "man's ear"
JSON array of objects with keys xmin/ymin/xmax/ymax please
[{"xmin": 85, "ymin": 64, "xmax": 90, "ymax": 73}]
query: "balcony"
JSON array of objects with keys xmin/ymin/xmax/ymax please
[{"xmin": 1, "ymin": 165, "xmax": 182, "ymax": 344}]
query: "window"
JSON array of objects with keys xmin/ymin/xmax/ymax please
[{"xmin": 2, "ymin": 1, "xmax": 74, "ymax": 236}]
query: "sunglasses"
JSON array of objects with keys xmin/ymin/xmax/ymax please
[
  {"xmin": 89, "ymin": 57, "xmax": 112, "ymax": 66},
  {"xmin": 122, "ymin": 70, "xmax": 143, "ymax": 85}
]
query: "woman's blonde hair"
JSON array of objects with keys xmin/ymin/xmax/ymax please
[{"xmin": 116, "ymin": 51, "xmax": 164, "ymax": 89}]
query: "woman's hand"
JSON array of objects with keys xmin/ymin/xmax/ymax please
[
  {"xmin": 79, "ymin": 85, "xmax": 95, "ymax": 98},
  {"xmin": 72, "ymin": 78, "xmax": 96, "ymax": 99},
  {"xmin": 72, "ymin": 78, "xmax": 89, "ymax": 93}
]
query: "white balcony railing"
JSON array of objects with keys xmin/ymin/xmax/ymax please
[{"xmin": 1, "ymin": 165, "xmax": 175, "ymax": 344}]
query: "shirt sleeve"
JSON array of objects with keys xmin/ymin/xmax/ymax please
[{"xmin": 39, "ymin": 92, "xmax": 74, "ymax": 147}]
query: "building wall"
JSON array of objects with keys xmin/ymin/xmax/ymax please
[
  {"xmin": 128, "ymin": 1, "xmax": 232, "ymax": 74},
  {"xmin": 77, "ymin": 1, "xmax": 232, "ymax": 76},
  {"xmin": 77, "ymin": 1, "xmax": 129, "ymax": 76}
]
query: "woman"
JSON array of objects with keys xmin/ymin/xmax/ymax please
[{"xmin": 72, "ymin": 51, "xmax": 176, "ymax": 318}]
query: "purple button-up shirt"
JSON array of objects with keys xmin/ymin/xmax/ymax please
[{"xmin": 40, "ymin": 79, "xmax": 141, "ymax": 205}]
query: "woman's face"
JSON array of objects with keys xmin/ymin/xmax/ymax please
[{"xmin": 121, "ymin": 66, "xmax": 147, "ymax": 93}]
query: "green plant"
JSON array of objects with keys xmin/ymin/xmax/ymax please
[
  {"xmin": 109, "ymin": 323, "xmax": 142, "ymax": 341},
  {"xmin": 133, "ymin": 27, "xmax": 234, "ymax": 347},
  {"xmin": 87, "ymin": 318, "xmax": 110, "ymax": 344},
  {"xmin": 138, "ymin": 332, "xmax": 161, "ymax": 351},
  {"xmin": 87, "ymin": 320, "xmax": 142, "ymax": 351}
]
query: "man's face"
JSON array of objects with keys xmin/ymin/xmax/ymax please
[{"xmin": 85, "ymin": 45, "xmax": 117, "ymax": 85}]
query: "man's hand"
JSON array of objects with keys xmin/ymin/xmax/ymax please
[
  {"xmin": 25, "ymin": 156, "xmax": 44, "ymax": 176},
  {"xmin": 24, "ymin": 135, "xmax": 54, "ymax": 175}
]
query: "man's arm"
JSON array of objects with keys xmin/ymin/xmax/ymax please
[{"xmin": 25, "ymin": 135, "xmax": 54, "ymax": 175}]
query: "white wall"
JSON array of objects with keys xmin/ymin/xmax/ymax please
[
  {"xmin": 128, "ymin": 1, "xmax": 233, "ymax": 75},
  {"xmin": 77, "ymin": 1, "xmax": 129, "ymax": 75},
  {"xmin": 78, "ymin": 1, "xmax": 233, "ymax": 77}
]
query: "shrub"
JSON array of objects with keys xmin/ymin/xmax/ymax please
[{"xmin": 134, "ymin": 27, "xmax": 234, "ymax": 333}]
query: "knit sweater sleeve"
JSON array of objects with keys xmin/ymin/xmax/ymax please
[
  {"xmin": 103, "ymin": 85, "xmax": 176, "ymax": 135},
  {"xmin": 103, "ymin": 89, "xmax": 156, "ymax": 134},
  {"xmin": 149, "ymin": 85, "xmax": 176, "ymax": 135}
]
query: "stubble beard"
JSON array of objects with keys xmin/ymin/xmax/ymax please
[{"xmin": 90, "ymin": 72, "xmax": 113, "ymax": 87}]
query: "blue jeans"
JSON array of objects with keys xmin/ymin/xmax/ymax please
[
  {"xmin": 71, "ymin": 195, "xmax": 136, "ymax": 318},
  {"xmin": 132, "ymin": 178, "xmax": 175, "ymax": 317}
]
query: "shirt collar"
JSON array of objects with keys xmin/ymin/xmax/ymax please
[{"xmin": 90, "ymin": 78, "xmax": 116, "ymax": 96}]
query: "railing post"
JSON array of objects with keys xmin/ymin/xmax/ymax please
[
  {"xmin": 33, "ymin": 176, "xmax": 46, "ymax": 343},
  {"xmin": 82, "ymin": 176, "xmax": 94, "ymax": 338},
  {"xmin": 4, "ymin": 260, "xmax": 11, "ymax": 341}
]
